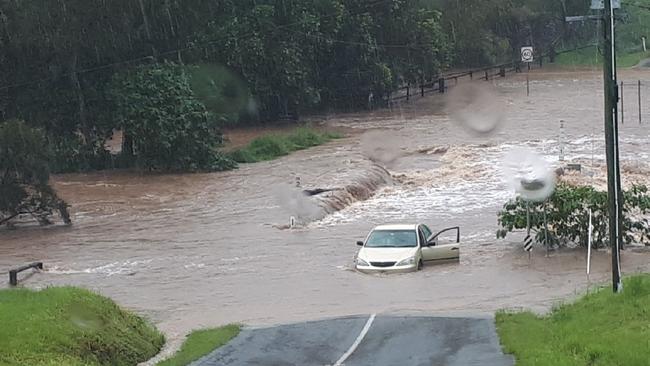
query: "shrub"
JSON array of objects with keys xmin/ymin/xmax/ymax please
[
  {"xmin": 496, "ymin": 183, "xmax": 650, "ymax": 248},
  {"xmin": 48, "ymin": 134, "xmax": 112, "ymax": 173}
]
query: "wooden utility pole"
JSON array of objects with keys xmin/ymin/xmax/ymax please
[
  {"xmin": 602, "ymin": 0, "xmax": 623, "ymax": 293},
  {"xmin": 566, "ymin": 0, "xmax": 623, "ymax": 293}
]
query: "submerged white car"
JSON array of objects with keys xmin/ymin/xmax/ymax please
[{"xmin": 355, "ymin": 224, "xmax": 460, "ymax": 273}]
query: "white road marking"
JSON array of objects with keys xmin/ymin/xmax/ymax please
[{"xmin": 333, "ymin": 314, "xmax": 376, "ymax": 366}]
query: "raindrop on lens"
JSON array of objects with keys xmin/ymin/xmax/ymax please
[{"xmin": 502, "ymin": 147, "xmax": 556, "ymax": 201}]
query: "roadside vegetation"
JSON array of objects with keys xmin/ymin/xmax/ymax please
[
  {"xmin": 496, "ymin": 274, "xmax": 650, "ymax": 366},
  {"xmin": 0, "ymin": 287, "xmax": 164, "ymax": 366},
  {"xmin": 157, "ymin": 325, "xmax": 241, "ymax": 366},
  {"xmin": 0, "ymin": 120, "xmax": 71, "ymax": 227},
  {"xmin": 228, "ymin": 127, "xmax": 341, "ymax": 163},
  {"xmin": 555, "ymin": 45, "xmax": 650, "ymax": 68},
  {"xmin": 496, "ymin": 183, "xmax": 650, "ymax": 248}
]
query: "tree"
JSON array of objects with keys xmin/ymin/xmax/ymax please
[
  {"xmin": 0, "ymin": 120, "xmax": 71, "ymax": 227},
  {"xmin": 110, "ymin": 62, "xmax": 235, "ymax": 172}
]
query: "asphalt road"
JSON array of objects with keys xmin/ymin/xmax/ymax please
[{"xmin": 190, "ymin": 315, "xmax": 514, "ymax": 366}]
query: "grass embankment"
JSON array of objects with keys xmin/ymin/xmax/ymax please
[
  {"xmin": 496, "ymin": 275, "xmax": 650, "ymax": 366},
  {"xmin": 157, "ymin": 325, "xmax": 241, "ymax": 366},
  {"xmin": 0, "ymin": 287, "xmax": 164, "ymax": 366},
  {"xmin": 228, "ymin": 127, "xmax": 342, "ymax": 163},
  {"xmin": 555, "ymin": 45, "xmax": 650, "ymax": 68}
]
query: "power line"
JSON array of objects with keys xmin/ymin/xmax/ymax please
[
  {"xmin": 0, "ymin": 56, "xmax": 155, "ymax": 91},
  {"xmin": 276, "ymin": 26, "xmax": 436, "ymax": 51},
  {"xmin": 0, "ymin": 0, "xmax": 395, "ymax": 91}
]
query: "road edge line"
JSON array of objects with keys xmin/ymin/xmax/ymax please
[{"xmin": 333, "ymin": 313, "xmax": 376, "ymax": 366}]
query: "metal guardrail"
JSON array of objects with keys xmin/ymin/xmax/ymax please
[
  {"xmin": 9, "ymin": 262, "xmax": 43, "ymax": 286},
  {"xmin": 388, "ymin": 44, "xmax": 596, "ymax": 103},
  {"xmin": 389, "ymin": 60, "xmax": 527, "ymax": 103}
]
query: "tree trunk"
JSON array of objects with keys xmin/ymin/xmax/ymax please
[
  {"xmin": 138, "ymin": 0, "xmax": 152, "ymax": 40},
  {"xmin": 122, "ymin": 131, "xmax": 134, "ymax": 158},
  {"xmin": 559, "ymin": 0, "xmax": 568, "ymax": 40},
  {"xmin": 70, "ymin": 54, "xmax": 89, "ymax": 143}
]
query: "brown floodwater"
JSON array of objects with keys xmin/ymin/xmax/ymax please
[{"xmin": 2, "ymin": 68, "xmax": 650, "ymax": 348}]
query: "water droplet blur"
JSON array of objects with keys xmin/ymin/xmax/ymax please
[
  {"xmin": 272, "ymin": 183, "xmax": 322, "ymax": 223},
  {"xmin": 445, "ymin": 83, "xmax": 504, "ymax": 135},
  {"xmin": 68, "ymin": 302, "xmax": 104, "ymax": 331},
  {"xmin": 247, "ymin": 98, "xmax": 258, "ymax": 115},
  {"xmin": 360, "ymin": 130, "xmax": 405, "ymax": 166},
  {"xmin": 187, "ymin": 63, "xmax": 251, "ymax": 121},
  {"xmin": 502, "ymin": 147, "xmax": 556, "ymax": 201}
]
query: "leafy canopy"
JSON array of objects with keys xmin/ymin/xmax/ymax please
[{"xmin": 110, "ymin": 62, "xmax": 235, "ymax": 172}]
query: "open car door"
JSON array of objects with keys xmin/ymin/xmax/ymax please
[{"xmin": 421, "ymin": 226, "xmax": 460, "ymax": 261}]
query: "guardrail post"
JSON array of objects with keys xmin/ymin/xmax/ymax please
[
  {"xmin": 421, "ymin": 83, "xmax": 424, "ymax": 97},
  {"xmin": 549, "ymin": 48, "xmax": 556, "ymax": 63},
  {"xmin": 499, "ymin": 67, "xmax": 505, "ymax": 77},
  {"xmin": 406, "ymin": 84, "xmax": 410, "ymax": 102},
  {"xmin": 469, "ymin": 71, "xmax": 473, "ymax": 79},
  {"xmin": 9, "ymin": 270, "xmax": 17, "ymax": 286},
  {"xmin": 438, "ymin": 78, "xmax": 445, "ymax": 93},
  {"xmin": 484, "ymin": 70, "xmax": 489, "ymax": 80}
]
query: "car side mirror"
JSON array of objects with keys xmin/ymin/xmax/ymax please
[{"xmin": 356, "ymin": 241, "xmax": 364, "ymax": 246}]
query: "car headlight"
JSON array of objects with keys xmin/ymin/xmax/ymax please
[
  {"xmin": 396, "ymin": 256, "xmax": 416, "ymax": 266},
  {"xmin": 356, "ymin": 257, "xmax": 370, "ymax": 266}
]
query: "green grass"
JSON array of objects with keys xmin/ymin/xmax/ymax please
[
  {"xmin": 228, "ymin": 127, "xmax": 342, "ymax": 163},
  {"xmin": 157, "ymin": 325, "xmax": 241, "ymax": 366},
  {"xmin": 555, "ymin": 45, "xmax": 650, "ymax": 68},
  {"xmin": 496, "ymin": 275, "xmax": 650, "ymax": 366},
  {"xmin": 0, "ymin": 287, "xmax": 164, "ymax": 366}
]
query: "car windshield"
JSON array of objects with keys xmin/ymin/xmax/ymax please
[{"xmin": 365, "ymin": 230, "xmax": 417, "ymax": 248}]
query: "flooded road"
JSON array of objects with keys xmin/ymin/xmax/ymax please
[{"xmin": 2, "ymin": 68, "xmax": 650, "ymax": 344}]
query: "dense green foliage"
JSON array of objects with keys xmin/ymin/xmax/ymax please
[
  {"xmin": 496, "ymin": 183, "xmax": 650, "ymax": 248},
  {"xmin": 110, "ymin": 62, "xmax": 235, "ymax": 171},
  {"xmin": 0, "ymin": 0, "xmax": 453, "ymax": 174},
  {"xmin": 496, "ymin": 275, "xmax": 650, "ymax": 366},
  {"xmin": 0, "ymin": 287, "xmax": 164, "ymax": 366},
  {"xmin": 157, "ymin": 325, "xmax": 241, "ymax": 366},
  {"xmin": 0, "ymin": 120, "xmax": 70, "ymax": 227},
  {"xmin": 555, "ymin": 45, "xmax": 650, "ymax": 67},
  {"xmin": 0, "ymin": 0, "xmax": 646, "ymax": 173},
  {"xmin": 229, "ymin": 127, "xmax": 341, "ymax": 163}
]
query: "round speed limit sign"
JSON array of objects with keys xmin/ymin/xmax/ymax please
[{"xmin": 521, "ymin": 47, "xmax": 534, "ymax": 63}]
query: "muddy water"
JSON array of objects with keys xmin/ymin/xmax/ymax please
[{"xmin": 2, "ymin": 69, "xmax": 650, "ymax": 345}]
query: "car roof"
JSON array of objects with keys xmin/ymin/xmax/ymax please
[{"xmin": 373, "ymin": 224, "xmax": 419, "ymax": 231}]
